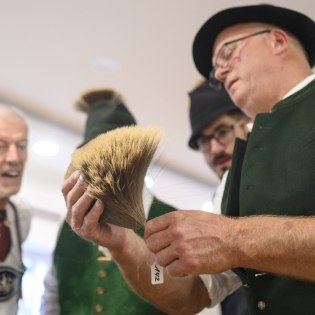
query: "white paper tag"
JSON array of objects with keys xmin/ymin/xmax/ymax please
[{"xmin": 151, "ymin": 263, "xmax": 164, "ymax": 285}]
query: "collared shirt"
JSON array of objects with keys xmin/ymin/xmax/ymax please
[{"xmin": 282, "ymin": 73, "xmax": 315, "ymax": 99}]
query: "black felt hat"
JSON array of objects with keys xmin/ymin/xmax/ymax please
[
  {"xmin": 188, "ymin": 82, "xmax": 239, "ymax": 150},
  {"xmin": 76, "ymin": 89, "xmax": 137, "ymax": 147},
  {"xmin": 193, "ymin": 4, "xmax": 315, "ymax": 79}
]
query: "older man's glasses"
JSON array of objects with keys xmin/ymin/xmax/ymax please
[
  {"xmin": 196, "ymin": 124, "xmax": 235, "ymax": 153},
  {"xmin": 209, "ymin": 29, "xmax": 271, "ymax": 89}
]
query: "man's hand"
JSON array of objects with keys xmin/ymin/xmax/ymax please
[
  {"xmin": 62, "ymin": 170, "xmax": 130, "ymax": 251},
  {"xmin": 145, "ymin": 210, "xmax": 238, "ymax": 277}
]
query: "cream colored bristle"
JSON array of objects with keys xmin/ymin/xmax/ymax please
[{"xmin": 66, "ymin": 125, "xmax": 163, "ymax": 230}]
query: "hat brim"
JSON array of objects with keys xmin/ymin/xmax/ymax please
[{"xmin": 193, "ymin": 4, "xmax": 315, "ymax": 79}]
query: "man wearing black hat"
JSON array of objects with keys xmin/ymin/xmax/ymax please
[
  {"xmin": 62, "ymin": 4, "xmax": 315, "ymax": 315},
  {"xmin": 188, "ymin": 82, "xmax": 249, "ymax": 315},
  {"xmin": 41, "ymin": 88, "xmax": 176, "ymax": 315},
  {"xmin": 188, "ymin": 82, "xmax": 249, "ymax": 179},
  {"xmin": 144, "ymin": 3, "xmax": 315, "ymax": 315}
]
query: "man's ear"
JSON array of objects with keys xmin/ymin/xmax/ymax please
[{"xmin": 270, "ymin": 28, "xmax": 289, "ymax": 56}]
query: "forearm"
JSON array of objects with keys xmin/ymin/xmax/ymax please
[
  {"xmin": 233, "ymin": 215, "xmax": 315, "ymax": 281},
  {"xmin": 110, "ymin": 231, "xmax": 210, "ymax": 315}
]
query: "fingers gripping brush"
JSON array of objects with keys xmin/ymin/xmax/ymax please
[{"xmin": 65, "ymin": 125, "xmax": 163, "ymax": 230}]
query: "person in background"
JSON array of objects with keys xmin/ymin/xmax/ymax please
[
  {"xmin": 188, "ymin": 81, "xmax": 249, "ymax": 315},
  {"xmin": 40, "ymin": 88, "xmax": 178, "ymax": 315},
  {"xmin": 0, "ymin": 104, "xmax": 31, "ymax": 315}
]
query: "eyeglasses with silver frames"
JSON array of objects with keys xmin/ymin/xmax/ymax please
[{"xmin": 209, "ymin": 29, "xmax": 271, "ymax": 89}]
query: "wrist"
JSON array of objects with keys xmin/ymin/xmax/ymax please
[
  {"xmin": 227, "ymin": 217, "xmax": 248, "ymax": 269},
  {"xmin": 110, "ymin": 229, "xmax": 139, "ymax": 261}
]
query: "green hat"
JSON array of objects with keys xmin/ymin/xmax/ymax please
[{"xmin": 76, "ymin": 89, "xmax": 137, "ymax": 147}]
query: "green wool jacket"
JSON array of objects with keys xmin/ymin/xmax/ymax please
[
  {"xmin": 222, "ymin": 79, "xmax": 315, "ymax": 315},
  {"xmin": 54, "ymin": 197, "xmax": 175, "ymax": 315}
]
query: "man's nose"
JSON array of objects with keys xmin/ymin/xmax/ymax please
[
  {"xmin": 5, "ymin": 145, "xmax": 20, "ymax": 162},
  {"xmin": 215, "ymin": 66, "xmax": 229, "ymax": 83},
  {"xmin": 209, "ymin": 138, "xmax": 225, "ymax": 154}
]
